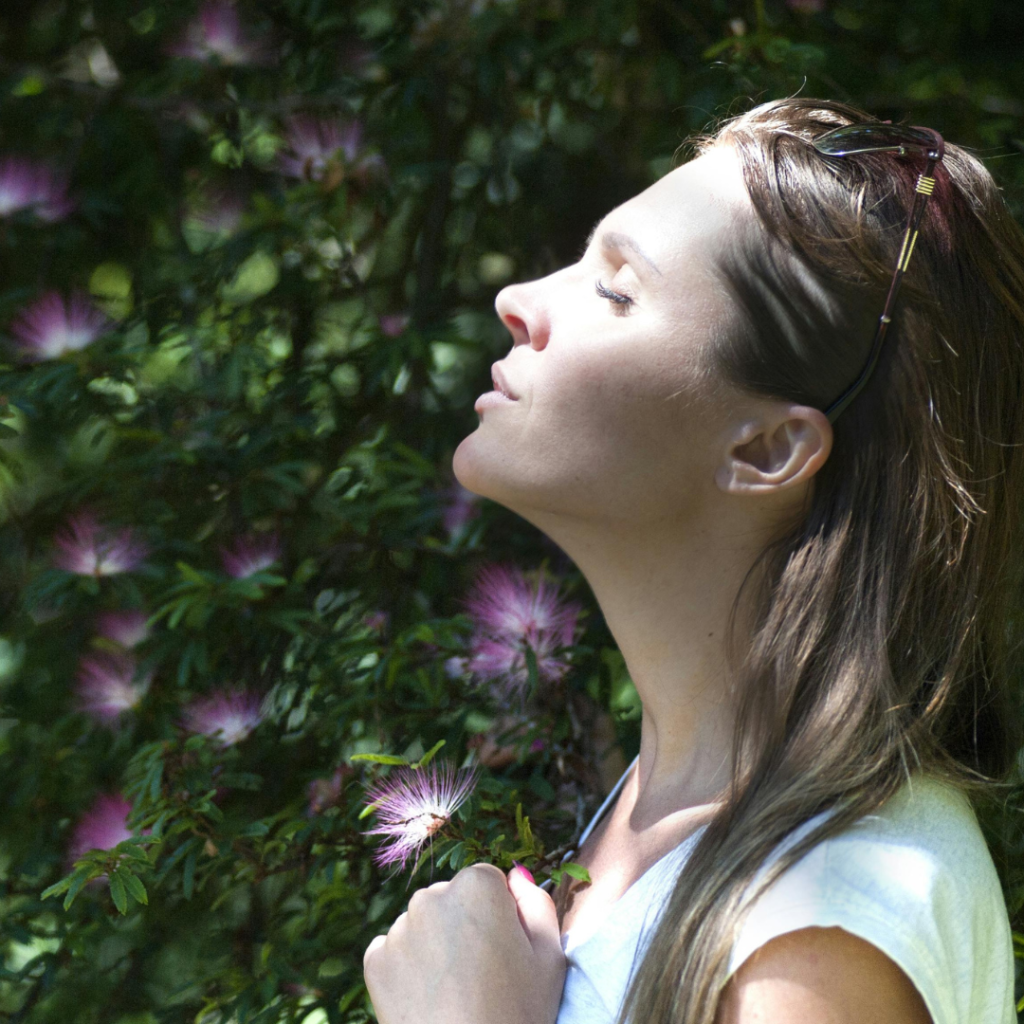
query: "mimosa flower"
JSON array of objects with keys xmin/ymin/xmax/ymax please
[
  {"xmin": 220, "ymin": 533, "xmax": 281, "ymax": 579},
  {"xmin": 9, "ymin": 292, "xmax": 110, "ymax": 361},
  {"xmin": 96, "ymin": 609, "xmax": 150, "ymax": 649},
  {"xmin": 378, "ymin": 313, "xmax": 410, "ymax": 338},
  {"xmin": 362, "ymin": 761, "xmax": 479, "ymax": 871},
  {"xmin": 182, "ymin": 688, "xmax": 262, "ymax": 747},
  {"xmin": 0, "ymin": 157, "xmax": 73, "ymax": 222},
  {"xmin": 53, "ymin": 513, "xmax": 148, "ymax": 576},
  {"xmin": 69, "ymin": 794, "xmax": 134, "ymax": 862},
  {"xmin": 277, "ymin": 115, "xmax": 363, "ymax": 182},
  {"xmin": 441, "ymin": 483, "xmax": 481, "ymax": 538},
  {"xmin": 462, "ymin": 563, "xmax": 582, "ymax": 697},
  {"xmin": 76, "ymin": 652, "xmax": 150, "ymax": 723},
  {"xmin": 307, "ymin": 766, "xmax": 350, "ymax": 815},
  {"xmin": 168, "ymin": 1, "xmax": 272, "ymax": 66}
]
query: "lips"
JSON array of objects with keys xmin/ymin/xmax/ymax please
[{"xmin": 491, "ymin": 363, "xmax": 518, "ymax": 400}]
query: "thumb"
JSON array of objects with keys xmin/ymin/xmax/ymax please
[{"xmin": 507, "ymin": 864, "xmax": 562, "ymax": 955}]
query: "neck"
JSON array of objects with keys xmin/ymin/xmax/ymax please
[{"xmin": 525, "ymin": 505, "xmax": 773, "ymax": 825}]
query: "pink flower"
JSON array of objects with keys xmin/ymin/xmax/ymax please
[
  {"xmin": 441, "ymin": 483, "xmax": 481, "ymax": 538},
  {"xmin": 277, "ymin": 115, "xmax": 363, "ymax": 182},
  {"xmin": 444, "ymin": 656, "xmax": 467, "ymax": 679},
  {"xmin": 307, "ymin": 766, "xmax": 350, "ymax": 815},
  {"xmin": 68, "ymin": 794, "xmax": 134, "ymax": 863},
  {"xmin": 786, "ymin": 0, "xmax": 825, "ymax": 10},
  {"xmin": 76, "ymin": 652, "xmax": 150, "ymax": 723},
  {"xmin": 362, "ymin": 761, "xmax": 479, "ymax": 871},
  {"xmin": 182, "ymin": 688, "xmax": 262, "ymax": 747},
  {"xmin": 168, "ymin": 1, "xmax": 273, "ymax": 66},
  {"xmin": 53, "ymin": 513, "xmax": 148, "ymax": 576},
  {"xmin": 96, "ymin": 609, "xmax": 150, "ymax": 649},
  {"xmin": 0, "ymin": 157, "xmax": 73, "ymax": 222},
  {"xmin": 462, "ymin": 564, "xmax": 582, "ymax": 698},
  {"xmin": 9, "ymin": 292, "xmax": 110, "ymax": 361},
  {"xmin": 220, "ymin": 533, "xmax": 281, "ymax": 579},
  {"xmin": 183, "ymin": 186, "xmax": 245, "ymax": 239},
  {"xmin": 363, "ymin": 610, "xmax": 389, "ymax": 634},
  {"xmin": 378, "ymin": 313, "xmax": 410, "ymax": 338}
]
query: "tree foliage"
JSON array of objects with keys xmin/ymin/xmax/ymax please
[{"xmin": 1, "ymin": 1, "xmax": 1023, "ymax": 1021}]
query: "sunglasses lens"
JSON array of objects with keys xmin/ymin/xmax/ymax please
[{"xmin": 812, "ymin": 123, "xmax": 938, "ymax": 156}]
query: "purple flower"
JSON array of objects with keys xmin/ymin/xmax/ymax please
[
  {"xmin": 0, "ymin": 157, "xmax": 73, "ymax": 222},
  {"xmin": 9, "ymin": 292, "xmax": 110, "ymax": 361},
  {"xmin": 96, "ymin": 609, "xmax": 150, "ymax": 649},
  {"xmin": 68, "ymin": 794, "xmax": 134, "ymax": 863},
  {"xmin": 362, "ymin": 760, "xmax": 479, "ymax": 871},
  {"xmin": 76, "ymin": 652, "xmax": 150, "ymax": 723},
  {"xmin": 462, "ymin": 564, "xmax": 582, "ymax": 698},
  {"xmin": 378, "ymin": 313, "xmax": 410, "ymax": 338},
  {"xmin": 278, "ymin": 115, "xmax": 363, "ymax": 182},
  {"xmin": 441, "ymin": 483, "xmax": 481, "ymax": 538},
  {"xmin": 307, "ymin": 766, "xmax": 350, "ymax": 815},
  {"xmin": 182, "ymin": 688, "xmax": 262, "ymax": 747},
  {"xmin": 53, "ymin": 513, "xmax": 148, "ymax": 577},
  {"xmin": 168, "ymin": 1, "xmax": 273, "ymax": 66},
  {"xmin": 786, "ymin": 0, "xmax": 825, "ymax": 10},
  {"xmin": 220, "ymin": 533, "xmax": 281, "ymax": 579},
  {"xmin": 444, "ymin": 656, "xmax": 467, "ymax": 679},
  {"xmin": 182, "ymin": 186, "xmax": 245, "ymax": 245}
]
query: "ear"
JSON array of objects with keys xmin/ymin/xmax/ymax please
[{"xmin": 715, "ymin": 405, "xmax": 832, "ymax": 495}]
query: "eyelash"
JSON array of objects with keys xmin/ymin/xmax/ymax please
[{"xmin": 595, "ymin": 279, "xmax": 635, "ymax": 314}]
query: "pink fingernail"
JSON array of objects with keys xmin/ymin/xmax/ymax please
[{"xmin": 512, "ymin": 861, "xmax": 534, "ymax": 884}]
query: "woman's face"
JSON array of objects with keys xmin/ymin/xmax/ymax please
[{"xmin": 453, "ymin": 142, "xmax": 758, "ymax": 528}]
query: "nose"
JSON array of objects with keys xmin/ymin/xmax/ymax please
[{"xmin": 495, "ymin": 280, "xmax": 550, "ymax": 351}]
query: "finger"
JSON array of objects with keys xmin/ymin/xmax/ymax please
[
  {"xmin": 506, "ymin": 864, "xmax": 563, "ymax": 956},
  {"xmin": 364, "ymin": 933, "xmax": 386, "ymax": 963}
]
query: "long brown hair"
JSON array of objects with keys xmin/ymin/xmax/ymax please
[{"xmin": 618, "ymin": 97, "xmax": 1024, "ymax": 1024}]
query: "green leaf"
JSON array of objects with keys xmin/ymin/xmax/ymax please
[
  {"xmin": 109, "ymin": 870, "xmax": 129, "ymax": 914},
  {"xmin": 41, "ymin": 877, "xmax": 72, "ymax": 901},
  {"xmin": 412, "ymin": 740, "xmax": 445, "ymax": 768},
  {"xmin": 182, "ymin": 849, "xmax": 197, "ymax": 900},
  {"xmin": 123, "ymin": 871, "xmax": 148, "ymax": 906},
  {"xmin": 349, "ymin": 753, "xmax": 411, "ymax": 766},
  {"xmin": 562, "ymin": 862, "xmax": 591, "ymax": 884},
  {"xmin": 63, "ymin": 868, "xmax": 93, "ymax": 910}
]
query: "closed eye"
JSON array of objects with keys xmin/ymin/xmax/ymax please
[{"xmin": 596, "ymin": 279, "xmax": 635, "ymax": 315}]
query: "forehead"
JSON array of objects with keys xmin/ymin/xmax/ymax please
[{"xmin": 599, "ymin": 143, "xmax": 750, "ymax": 265}]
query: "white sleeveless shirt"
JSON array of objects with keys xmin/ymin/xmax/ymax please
[{"xmin": 550, "ymin": 756, "xmax": 1015, "ymax": 1024}]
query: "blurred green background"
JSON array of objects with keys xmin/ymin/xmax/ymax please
[{"xmin": 2, "ymin": 1, "xmax": 1024, "ymax": 1021}]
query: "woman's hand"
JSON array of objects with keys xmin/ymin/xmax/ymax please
[{"xmin": 363, "ymin": 862, "xmax": 566, "ymax": 1024}]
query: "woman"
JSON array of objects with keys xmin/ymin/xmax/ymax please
[{"xmin": 363, "ymin": 97, "xmax": 1024, "ymax": 1024}]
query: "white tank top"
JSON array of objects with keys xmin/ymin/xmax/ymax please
[{"xmin": 550, "ymin": 756, "xmax": 1015, "ymax": 1024}]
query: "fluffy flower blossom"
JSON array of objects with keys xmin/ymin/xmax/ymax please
[
  {"xmin": 168, "ymin": 1, "xmax": 272, "ymax": 66},
  {"xmin": 277, "ymin": 115, "xmax": 363, "ymax": 182},
  {"xmin": 440, "ymin": 482, "xmax": 481, "ymax": 539},
  {"xmin": 96, "ymin": 609, "xmax": 151, "ymax": 649},
  {"xmin": 53, "ymin": 513, "xmax": 148, "ymax": 577},
  {"xmin": 307, "ymin": 766, "xmax": 350, "ymax": 816},
  {"xmin": 76, "ymin": 653, "xmax": 150, "ymax": 723},
  {"xmin": 220, "ymin": 533, "xmax": 281, "ymax": 579},
  {"xmin": 182, "ymin": 688, "xmax": 263, "ymax": 747},
  {"xmin": 0, "ymin": 157, "xmax": 73, "ymax": 222},
  {"xmin": 68, "ymin": 794, "xmax": 134, "ymax": 863},
  {"xmin": 463, "ymin": 563, "xmax": 582, "ymax": 699},
  {"xmin": 362, "ymin": 760, "xmax": 479, "ymax": 871},
  {"xmin": 9, "ymin": 291, "xmax": 110, "ymax": 361},
  {"xmin": 378, "ymin": 313, "xmax": 410, "ymax": 338}
]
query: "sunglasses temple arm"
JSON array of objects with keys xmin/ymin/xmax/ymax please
[{"xmin": 825, "ymin": 153, "xmax": 941, "ymax": 423}]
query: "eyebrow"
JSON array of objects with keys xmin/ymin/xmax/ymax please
[{"xmin": 585, "ymin": 221, "xmax": 663, "ymax": 277}]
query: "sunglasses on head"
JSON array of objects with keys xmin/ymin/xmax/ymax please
[{"xmin": 810, "ymin": 121, "xmax": 946, "ymax": 423}]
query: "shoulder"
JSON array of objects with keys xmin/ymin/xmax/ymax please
[
  {"xmin": 726, "ymin": 776, "xmax": 1014, "ymax": 1024},
  {"xmin": 716, "ymin": 925, "xmax": 933, "ymax": 1024}
]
